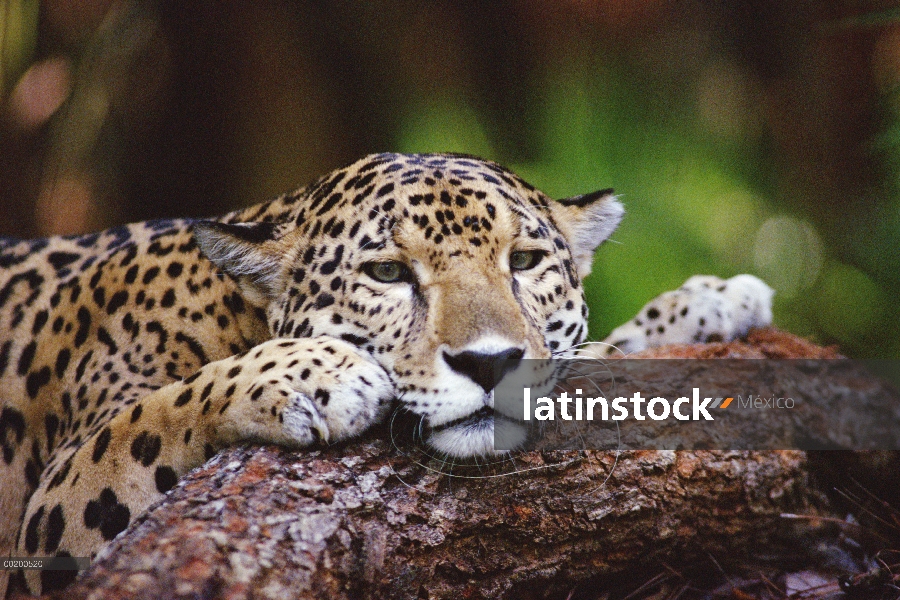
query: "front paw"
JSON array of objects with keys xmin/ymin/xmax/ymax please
[
  {"xmin": 594, "ymin": 274, "xmax": 774, "ymax": 357},
  {"xmin": 214, "ymin": 337, "xmax": 395, "ymax": 448},
  {"xmin": 278, "ymin": 337, "xmax": 396, "ymax": 443},
  {"xmin": 281, "ymin": 391, "xmax": 331, "ymax": 445}
]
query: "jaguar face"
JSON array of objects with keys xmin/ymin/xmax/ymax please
[{"xmin": 196, "ymin": 153, "xmax": 623, "ymax": 457}]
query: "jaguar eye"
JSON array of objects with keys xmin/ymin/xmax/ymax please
[
  {"xmin": 510, "ymin": 250, "xmax": 543, "ymax": 271},
  {"xmin": 363, "ymin": 261, "xmax": 412, "ymax": 283}
]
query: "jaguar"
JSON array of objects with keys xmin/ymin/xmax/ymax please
[
  {"xmin": 0, "ymin": 152, "xmax": 623, "ymax": 594},
  {"xmin": 0, "ymin": 152, "xmax": 773, "ymax": 595}
]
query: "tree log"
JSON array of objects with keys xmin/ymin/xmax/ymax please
[{"xmin": 41, "ymin": 330, "xmax": 884, "ymax": 600}]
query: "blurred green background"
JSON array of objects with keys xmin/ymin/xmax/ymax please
[{"xmin": 1, "ymin": 0, "xmax": 899, "ymax": 358}]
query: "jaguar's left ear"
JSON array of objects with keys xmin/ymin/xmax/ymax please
[
  {"xmin": 193, "ymin": 221, "xmax": 286, "ymax": 304},
  {"xmin": 551, "ymin": 189, "xmax": 624, "ymax": 279}
]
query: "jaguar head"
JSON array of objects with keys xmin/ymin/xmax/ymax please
[{"xmin": 196, "ymin": 154, "xmax": 622, "ymax": 457}]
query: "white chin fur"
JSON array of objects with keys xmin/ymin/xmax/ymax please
[{"xmin": 428, "ymin": 424, "xmax": 501, "ymax": 458}]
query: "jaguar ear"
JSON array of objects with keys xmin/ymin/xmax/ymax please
[
  {"xmin": 193, "ymin": 221, "xmax": 284, "ymax": 304},
  {"xmin": 552, "ymin": 189, "xmax": 624, "ymax": 279}
]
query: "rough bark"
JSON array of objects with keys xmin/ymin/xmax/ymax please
[{"xmin": 39, "ymin": 329, "xmax": 891, "ymax": 600}]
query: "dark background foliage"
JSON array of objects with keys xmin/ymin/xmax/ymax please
[{"xmin": 2, "ymin": 0, "xmax": 898, "ymax": 357}]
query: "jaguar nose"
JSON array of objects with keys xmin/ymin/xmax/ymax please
[{"xmin": 442, "ymin": 347, "xmax": 525, "ymax": 393}]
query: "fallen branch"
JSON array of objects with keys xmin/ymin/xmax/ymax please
[{"xmin": 47, "ymin": 330, "xmax": 884, "ymax": 600}]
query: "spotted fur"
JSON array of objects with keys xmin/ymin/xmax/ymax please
[
  {"xmin": 0, "ymin": 153, "xmax": 623, "ymax": 594},
  {"xmin": 596, "ymin": 274, "xmax": 774, "ymax": 356}
]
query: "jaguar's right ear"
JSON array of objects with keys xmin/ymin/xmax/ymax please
[{"xmin": 193, "ymin": 221, "xmax": 284, "ymax": 304}]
